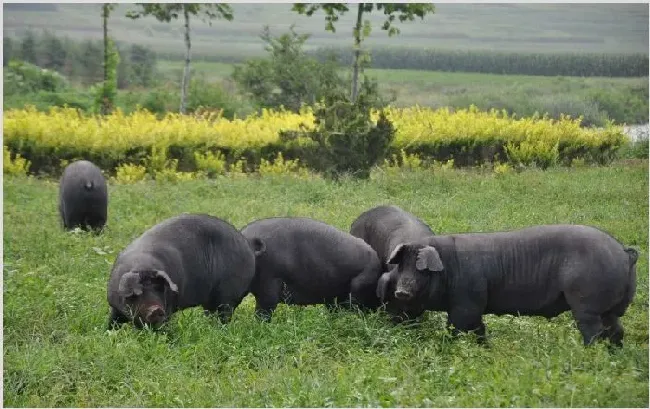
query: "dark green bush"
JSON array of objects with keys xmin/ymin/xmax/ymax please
[
  {"xmin": 3, "ymin": 60, "xmax": 70, "ymax": 94},
  {"xmin": 232, "ymin": 26, "xmax": 348, "ymax": 113},
  {"xmin": 284, "ymin": 76, "xmax": 396, "ymax": 179},
  {"xmin": 588, "ymin": 85, "xmax": 649, "ymax": 125}
]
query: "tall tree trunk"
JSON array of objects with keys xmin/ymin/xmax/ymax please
[
  {"xmin": 351, "ymin": 3, "xmax": 364, "ymax": 102},
  {"xmin": 180, "ymin": 6, "xmax": 191, "ymax": 114},
  {"xmin": 102, "ymin": 3, "xmax": 110, "ymax": 115}
]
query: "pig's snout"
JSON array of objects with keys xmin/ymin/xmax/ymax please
[
  {"xmin": 144, "ymin": 305, "xmax": 166, "ymax": 324},
  {"xmin": 394, "ymin": 289, "xmax": 414, "ymax": 301}
]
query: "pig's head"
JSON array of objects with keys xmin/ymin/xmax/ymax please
[
  {"xmin": 385, "ymin": 243, "xmax": 444, "ymax": 302},
  {"xmin": 117, "ymin": 269, "xmax": 179, "ymax": 329}
]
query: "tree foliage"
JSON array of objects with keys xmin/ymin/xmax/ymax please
[
  {"xmin": 292, "ymin": 3, "xmax": 435, "ymax": 100},
  {"xmin": 292, "ymin": 3, "xmax": 435, "ymax": 37},
  {"xmin": 126, "ymin": 3, "xmax": 233, "ymax": 23},
  {"xmin": 232, "ymin": 26, "xmax": 346, "ymax": 112},
  {"xmin": 126, "ymin": 3, "xmax": 234, "ymax": 113}
]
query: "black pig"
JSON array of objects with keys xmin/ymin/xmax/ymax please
[
  {"xmin": 59, "ymin": 160, "xmax": 108, "ymax": 231},
  {"xmin": 107, "ymin": 214, "xmax": 256, "ymax": 329}
]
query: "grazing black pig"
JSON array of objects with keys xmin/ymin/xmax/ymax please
[
  {"xmin": 241, "ymin": 217, "xmax": 384, "ymax": 321},
  {"xmin": 350, "ymin": 205, "xmax": 435, "ymax": 269},
  {"xmin": 379, "ymin": 224, "xmax": 638, "ymax": 346},
  {"xmin": 107, "ymin": 214, "xmax": 256, "ymax": 329},
  {"xmin": 350, "ymin": 204, "xmax": 436, "ymax": 320},
  {"xmin": 59, "ymin": 160, "xmax": 108, "ymax": 231}
]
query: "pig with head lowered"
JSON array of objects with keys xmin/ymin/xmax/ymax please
[
  {"xmin": 241, "ymin": 217, "xmax": 384, "ymax": 321},
  {"xmin": 59, "ymin": 160, "xmax": 108, "ymax": 231},
  {"xmin": 350, "ymin": 205, "xmax": 436, "ymax": 320},
  {"xmin": 378, "ymin": 224, "xmax": 639, "ymax": 347},
  {"xmin": 107, "ymin": 213, "xmax": 256, "ymax": 329}
]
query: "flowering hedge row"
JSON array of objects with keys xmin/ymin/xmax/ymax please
[{"xmin": 3, "ymin": 104, "xmax": 629, "ymax": 176}]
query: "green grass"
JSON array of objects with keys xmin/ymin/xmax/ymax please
[{"xmin": 3, "ymin": 162, "xmax": 649, "ymax": 407}]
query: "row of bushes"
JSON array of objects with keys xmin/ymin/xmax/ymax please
[
  {"xmin": 309, "ymin": 47, "xmax": 649, "ymax": 78},
  {"xmin": 3, "ymin": 105, "xmax": 631, "ymax": 178}
]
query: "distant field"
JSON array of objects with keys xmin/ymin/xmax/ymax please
[
  {"xmin": 4, "ymin": 3, "xmax": 648, "ymax": 59},
  {"xmin": 158, "ymin": 60, "xmax": 650, "ymax": 112}
]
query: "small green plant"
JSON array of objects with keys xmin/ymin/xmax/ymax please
[
  {"xmin": 383, "ymin": 149, "xmax": 424, "ymax": 171},
  {"xmin": 154, "ymin": 160, "xmax": 198, "ymax": 183},
  {"xmin": 3, "ymin": 146, "xmax": 31, "ymax": 176},
  {"xmin": 112, "ymin": 163, "xmax": 148, "ymax": 184},
  {"xmin": 194, "ymin": 150, "xmax": 227, "ymax": 178},
  {"xmin": 227, "ymin": 157, "xmax": 248, "ymax": 177},
  {"xmin": 145, "ymin": 145, "xmax": 172, "ymax": 175},
  {"xmin": 493, "ymin": 161, "xmax": 514, "ymax": 175},
  {"xmin": 432, "ymin": 158, "xmax": 455, "ymax": 171},
  {"xmin": 570, "ymin": 157, "xmax": 588, "ymax": 168},
  {"xmin": 258, "ymin": 152, "xmax": 309, "ymax": 177}
]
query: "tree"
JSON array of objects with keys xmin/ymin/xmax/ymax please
[
  {"xmin": 79, "ymin": 39, "xmax": 103, "ymax": 86},
  {"xmin": 4, "ymin": 37, "xmax": 14, "ymax": 66},
  {"xmin": 40, "ymin": 31, "xmax": 68, "ymax": 72},
  {"xmin": 128, "ymin": 44, "xmax": 158, "ymax": 87},
  {"xmin": 20, "ymin": 30, "xmax": 38, "ymax": 65},
  {"xmin": 99, "ymin": 3, "xmax": 118, "ymax": 115},
  {"xmin": 232, "ymin": 25, "xmax": 346, "ymax": 112},
  {"xmin": 292, "ymin": 3, "xmax": 435, "ymax": 101},
  {"xmin": 126, "ymin": 3, "xmax": 234, "ymax": 114}
]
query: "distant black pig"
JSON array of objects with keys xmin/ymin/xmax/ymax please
[
  {"xmin": 378, "ymin": 224, "xmax": 639, "ymax": 346},
  {"xmin": 59, "ymin": 160, "xmax": 108, "ymax": 231},
  {"xmin": 241, "ymin": 217, "xmax": 384, "ymax": 321},
  {"xmin": 350, "ymin": 204, "xmax": 436, "ymax": 320},
  {"xmin": 107, "ymin": 213, "xmax": 256, "ymax": 329}
]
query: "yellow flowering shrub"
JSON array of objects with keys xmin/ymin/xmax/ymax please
[
  {"xmin": 258, "ymin": 152, "xmax": 310, "ymax": 177},
  {"xmin": 113, "ymin": 163, "xmax": 148, "ymax": 184},
  {"xmin": 2, "ymin": 104, "xmax": 628, "ymax": 176},
  {"xmin": 194, "ymin": 150, "xmax": 227, "ymax": 177},
  {"xmin": 3, "ymin": 145, "xmax": 31, "ymax": 176},
  {"xmin": 382, "ymin": 149, "xmax": 424, "ymax": 171}
]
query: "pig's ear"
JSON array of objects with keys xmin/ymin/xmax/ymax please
[
  {"xmin": 154, "ymin": 270, "xmax": 179, "ymax": 293},
  {"xmin": 376, "ymin": 269, "xmax": 394, "ymax": 303},
  {"xmin": 249, "ymin": 237, "xmax": 266, "ymax": 257},
  {"xmin": 387, "ymin": 244, "xmax": 406, "ymax": 265},
  {"xmin": 118, "ymin": 271, "xmax": 143, "ymax": 297},
  {"xmin": 416, "ymin": 246, "xmax": 444, "ymax": 272}
]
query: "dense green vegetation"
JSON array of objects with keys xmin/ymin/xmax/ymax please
[
  {"xmin": 4, "ymin": 30, "xmax": 649, "ymax": 127},
  {"xmin": 310, "ymin": 47, "xmax": 649, "ymax": 78},
  {"xmin": 3, "ymin": 163, "xmax": 648, "ymax": 407}
]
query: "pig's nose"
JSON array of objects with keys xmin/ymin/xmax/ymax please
[
  {"xmin": 394, "ymin": 289, "xmax": 413, "ymax": 300},
  {"xmin": 145, "ymin": 306, "xmax": 165, "ymax": 322}
]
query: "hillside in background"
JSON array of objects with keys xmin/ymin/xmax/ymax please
[{"xmin": 4, "ymin": 3, "xmax": 649, "ymax": 60}]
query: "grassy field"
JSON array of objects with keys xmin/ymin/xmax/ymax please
[
  {"xmin": 158, "ymin": 59, "xmax": 650, "ymax": 115},
  {"xmin": 3, "ymin": 162, "xmax": 649, "ymax": 407},
  {"xmin": 4, "ymin": 3, "xmax": 648, "ymax": 59}
]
